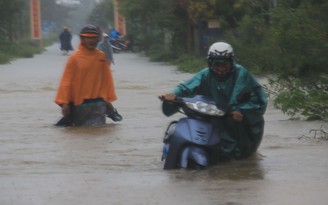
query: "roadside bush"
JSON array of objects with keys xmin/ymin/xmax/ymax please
[
  {"xmin": 173, "ymin": 54, "xmax": 207, "ymax": 73},
  {"xmin": 266, "ymin": 3, "xmax": 328, "ymax": 121},
  {"xmin": 0, "ymin": 39, "xmax": 47, "ymax": 64},
  {"xmin": 147, "ymin": 44, "xmax": 176, "ymax": 62},
  {"xmin": 224, "ymin": 2, "xmax": 328, "ymax": 121},
  {"xmin": 0, "ymin": 52, "xmax": 11, "ymax": 64},
  {"xmin": 273, "ymin": 79, "xmax": 328, "ymax": 121}
]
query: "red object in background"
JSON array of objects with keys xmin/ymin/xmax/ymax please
[
  {"xmin": 30, "ymin": 0, "xmax": 41, "ymax": 40},
  {"xmin": 114, "ymin": 0, "xmax": 126, "ymax": 35}
]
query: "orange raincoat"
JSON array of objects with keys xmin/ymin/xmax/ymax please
[{"xmin": 55, "ymin": 43, "xmax": 117, "ymax": 106}]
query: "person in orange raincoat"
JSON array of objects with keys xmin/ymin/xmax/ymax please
[{"xmin": 55, "ymin": 25, "xmax": 122, "ymax": 126}]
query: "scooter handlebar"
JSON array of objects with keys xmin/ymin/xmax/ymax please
[{"xmin": 158, "ymin": 95, "xmax": 183, "ymax": 104}]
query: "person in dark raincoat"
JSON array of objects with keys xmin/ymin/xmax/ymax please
[
  {"xmin": 160, "ymin": 42, "xmax": 267, "ymax": 160},
  {"xmin": 59, "ymin": 27, "xmax": 73, "ymax": 55}
]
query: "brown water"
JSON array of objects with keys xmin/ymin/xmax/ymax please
[{"xmin": 0, "ymin": 37, "xmax": 327, "ymax": 205}]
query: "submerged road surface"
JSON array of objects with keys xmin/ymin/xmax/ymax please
[{"xmin": 0, "ymin": 37, "xmax": 327, "ymax": 205}]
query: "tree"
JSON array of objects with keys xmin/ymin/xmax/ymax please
[
  {"xmin": 41, "ymin": 0, "xmax": 72, "ymax": 32},
  {"xmin": 266, "ymin": 1, "xmax": 328, "ymax": 120},
  {"xmin": 88, "ymin": 0, "xmax": 115, "ymax": 32},
  {"xmin": 0, "ymin": 0, "xmax": 27, "ymax": 41},
  {"xmin": 119, "ymin": 0, "xmax": 184, "ymax": 56}
]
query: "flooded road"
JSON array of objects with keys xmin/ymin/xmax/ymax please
[{"xmin": 0, "ymin": 37, "xmax": 327, "ymax": 205}]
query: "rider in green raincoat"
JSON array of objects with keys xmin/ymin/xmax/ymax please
[{"xmin": 160, "ymin": 42, "xmax": 267, "ymax": 160}]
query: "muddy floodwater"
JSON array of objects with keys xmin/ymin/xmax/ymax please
[{"xmin": 0, "ymin": 37, "xmax": 327, "ymax": 205}]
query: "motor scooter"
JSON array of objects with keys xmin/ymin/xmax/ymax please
[
  {"xmin": 111, "ymin": 44, "xmax": 121, "ymax": 53},
  {"xmin": 160, "ymin": 95, "xmax": 226, "ymax": 170},
  {"xmin": 111, "ymin": 38, "xmax": 128, "ymax": 53}
]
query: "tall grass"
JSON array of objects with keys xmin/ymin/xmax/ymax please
[
  {"xmin": 173, "ymin": 54, "xmax": 207, "ymax": 73},
  {"xmin": 0, "ymin": 34, "xmax": 57, "ymax": 64}
]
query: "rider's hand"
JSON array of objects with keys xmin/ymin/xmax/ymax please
[
  {"xmin": 231, "ymin": 110, "xmax": 243, "ymax": 122},
  {"xmin": 159, "ymin": 93, "xmax": 176, "ymax": 101},
  {"xmin": 61, "ymin": 104, "xmax": 70, "ymax": 116}
]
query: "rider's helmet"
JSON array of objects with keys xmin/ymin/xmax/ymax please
[
  {"xmin": 207, "ymin": 42, "xmax": 235, "ymax": 80},
  {"xmin": 80, "ymin": 25, "xmax": 99, "ymax": 37}
]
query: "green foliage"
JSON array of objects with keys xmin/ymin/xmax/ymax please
[
  {"xmin": 0, "ymin": 36, "xmax": 44, "ymax": 64},
  {"xmin": 0, "ymin": 0, "xmax": 25, "ymax": 25},
  {"xmin": 120, "ymin": 0, "xmax": 190, "ymax": 58},
  {"xmin": 220, "ymin": 0, "xmax": 328, "ymax": 120},
  {"xmin": 0, "ymin": 0, "xmax": 28, "ymax": 42},
  {"xmin": 267, "ymin": 5, "xmax": 328, "ymax": 78},
  {"xmin": 41, "ymin": 0, "xmax": 72, "ymax": 29},
  {"xmin": 264, "ymin": 2, "xmax": 328, "ymax": 120},
  {"xmin": 273, "ymin": 79, "xmax": 328, "ymax": 120},
  {"xmin": 173, "ymin": 54, "xmax": 207, "ymax": 73},
  {"xmin": 214, "ymin": 0, "xmax": 245, "ymax": 29},
  {"xmin": 224, "ymin": 14, "xmax": 270, "ymax": 74},
  {"xmin": 147, "ymin": 44, "xmax": 175, "ymax": 62},
  {"xmin": 88, "ymin": 0, "xmax": 114, "ymax": 29},
  {"xmin": 187, "ymin": 0, "xmax": 216, "ymax": 24},
  {"xmin": 0, "ymin": 52, "xmax": 11, "ymax": 64}
]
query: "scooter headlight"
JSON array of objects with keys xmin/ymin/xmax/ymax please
[{"xmin": 185, "ymin": 101, "xmax": 225, "ymax": 116}]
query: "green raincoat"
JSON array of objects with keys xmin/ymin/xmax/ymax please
[{"xmin": 163, "ymin": 64, "xmax": 267, "ymax": 160}]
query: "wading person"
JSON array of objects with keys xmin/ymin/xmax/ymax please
[
  {"xmin": 97, "ymin": 33, "xmax": 115, "ymax": 66},
  {"xmin": 55, "ymin": 25, "xmax": 122, "ymax": 127},
  {"xmin": 59, "ymin": 26, "xmax": 73, "ymax": 55},
  {"xmin": 159, "ymin": 42, "xmax": 267, "ymax": 160}
]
